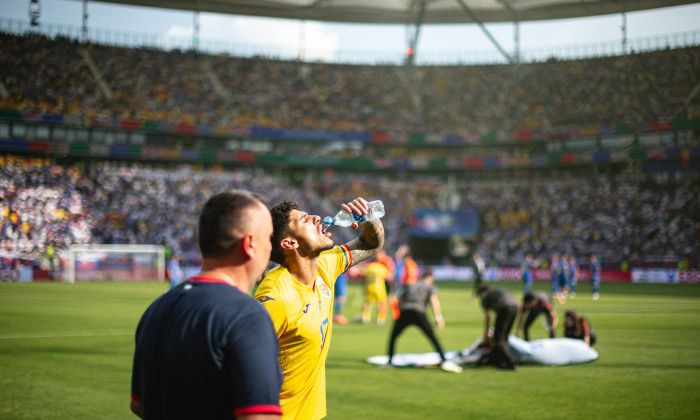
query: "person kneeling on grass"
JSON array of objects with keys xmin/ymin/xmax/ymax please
[
  {"xmin": 476, "ymin": 284, "xmax": 519, "ymax": 370},
  {"xmin": 563, "ymin": 310, "xmax": 597, "ymax": 346},
  {"xmin": 384, "ymin": 269, "xmax": 462, "ymax": 373}
]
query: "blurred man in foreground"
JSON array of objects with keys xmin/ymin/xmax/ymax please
[{"xmin": 130, "ymin": 190, "xmax": 282, "ymax": 419}]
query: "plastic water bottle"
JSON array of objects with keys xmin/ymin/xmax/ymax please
[{"xmin": 322, "ymin": 200, "xmax": 385, "ymax": 232}]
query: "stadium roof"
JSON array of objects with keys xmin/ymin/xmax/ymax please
[{"xmin": 90, "ymin": 0, "xmax": 697, "ymax": 24}]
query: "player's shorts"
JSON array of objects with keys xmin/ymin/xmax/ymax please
[
  {"xmin": 365, "ymin": 282, "xmax": 387, "ymax": 302},
  {"xmin": 559, "ymin": 274, "xmax": 569, "ymax": 288}
]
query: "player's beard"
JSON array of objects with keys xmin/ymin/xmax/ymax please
[{"xmin": 296, "ymin": 235, "xmax": 334, "ymax": 259}]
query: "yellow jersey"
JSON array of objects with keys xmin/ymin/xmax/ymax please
[
  {"xmin": 254, "ymin": 245, "xmax": 352, "ymax": 420},
  {"xmin": 364, "ymin": 261, "xmax": 389, "ymax": 302}
]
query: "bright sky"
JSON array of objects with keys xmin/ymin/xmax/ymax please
[{"xmin": 1, "ymin": 0, "xmax": 699, "ymax": 63}]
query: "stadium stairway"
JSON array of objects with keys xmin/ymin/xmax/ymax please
[{"xmin": 78, "ymin": 48, "xmax": 113, "ymax": 100}]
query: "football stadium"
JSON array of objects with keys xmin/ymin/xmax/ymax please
[{"xmin": 1, "ymin": 0, "xmax": 699, "ymax": 419}]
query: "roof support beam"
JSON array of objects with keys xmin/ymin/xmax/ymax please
[
  {"xmin": 405, "ymin": 0, "xmax": 428, "ymax": 66},
  {"xmin": 455, "ymin": 0, "xmax": 513, "ymax": 64}
]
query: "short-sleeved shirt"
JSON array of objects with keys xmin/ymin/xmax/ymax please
[
  {"xmin": 526, "ymin": 291, "xmax": 554, "ymax": 312},
  {"xmin": 399, "ymin": 281, "xmax": 436, "ymax": 313},
  {"xmin": 131, "ymin": 277, "xmax": 283, "ymax": 420},
  {"xmin": 254, "ymin": 245, "xmax": 352, "ymax": 420},
  {"xmin": 364, "ymin": 261, "xmax": 390, "ymax": 302},
  {"xmin": 481, "ymin": 289, "xmax": 518, "ymax": 312},
  {"xmin": 401, "ymin": 258, "xmax": 418, "ymax": 285}
]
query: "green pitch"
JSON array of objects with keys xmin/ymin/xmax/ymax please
[{"xmin": 1, "ymin": 280, "xmax": 699, "ymax": 419}]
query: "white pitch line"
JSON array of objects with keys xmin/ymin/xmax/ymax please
[{"xmin": 0, "ymin": 330, "xmax": 133, "ymax": 339}]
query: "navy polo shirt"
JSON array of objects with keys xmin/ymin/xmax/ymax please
[{"xmin": 131, "ymin": 277, "xmax": 282, "ymax": 419}]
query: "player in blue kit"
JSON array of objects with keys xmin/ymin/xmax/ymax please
[
  {"xmin": 166, "ymin": 254, "xmax": 183, "ymax": 289},
  {"xmin": 130, "ymin": 190, "xmax": 282, "ymax": 420},
  {"xmin": 568, "ymin": 255, "xmax": 579, "ymax": 298},
  {"xmin": 558, "ymin": 253, "xmax": 570, "ymax": 302},
  {"xmin": 590, "ymin": 255, "xmax": 601, "ymax": 300},
  {"xmin": 521, "ymin": 254, "xmax": 536, "ymax": 295},
  {"xmin": 550, "ymin": 254, "xmax": 560, "ymax": 297}
]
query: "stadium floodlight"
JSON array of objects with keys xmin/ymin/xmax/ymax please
[
  {"xmin": 64, "ymin": 244, "xmax": 165, "ymax": 284},
  {"xmin": 29, "ymin": 0, "xmax": 41, "ymax": 27}
]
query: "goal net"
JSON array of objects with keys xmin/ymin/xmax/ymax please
[{"xmin": 64, "ymin": 244, "xmax": 166, "ymax": 283}]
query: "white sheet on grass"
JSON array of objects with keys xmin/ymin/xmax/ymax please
[{"xmin": 366, "ymin": 335, "xmax": 598, "ymax": 367}]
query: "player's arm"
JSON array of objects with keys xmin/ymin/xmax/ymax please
[
  {"xmin": 482, "ymin": 308, "xmax": 491, "ymax": 338},
  {"xmin": 582, "ymin": 319, "xmax": 591, "ymax": 346},
  {"xmin": 515, "ymin": 306, "xmax": 525, "ymax": 335},
  {"xmin": 549, "ymin": 305, "xmax": 559, "ymax": 329},
  {"xmin": 237, "ymin": 414, "xmax": 280, "ymax": 420},
  {"xmin": 341, "ymin": 198, "xmax": 385, "ymax": 267}
]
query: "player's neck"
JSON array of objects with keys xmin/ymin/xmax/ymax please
[
  {"xmin": 284, "ymin": 255, "xmax": 320, "ymax": 286},
  {"xmin": 197, "ymin": 263, "xmax": 247, "ymax": 292}
]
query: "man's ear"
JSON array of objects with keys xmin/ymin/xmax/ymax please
[
  {"xmin": 241, "ymin": 233, "xmax": 255, "ymax": 259},
  {"xmin": 280, "ymin": 238, "xmax": 298, "ymax": 250}
]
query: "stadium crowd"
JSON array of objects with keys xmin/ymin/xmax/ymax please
[
  {"xmin": 2, "ymin": 32, "xmax": 699, "ymax": 135},
  {"xmin": 1, "ymin": 156, "xmax": 697, "ymax": 270}
]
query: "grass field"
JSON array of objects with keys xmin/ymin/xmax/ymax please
[{"xmin": 1, "ymin": 280, "xmax": 699, "ymax": 419}]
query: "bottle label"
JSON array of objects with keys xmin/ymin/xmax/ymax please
[{"xmin": 352, "ymin": 213, "xmax": 366, "ymax": 222}]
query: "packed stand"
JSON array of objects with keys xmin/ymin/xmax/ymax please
[
  {"xmin": 2, "ymin": 32, "xmax": 699, "ymax": 135},
  {"xmin": 313, "ymin": 170, "xmax": 700, "ymax": 266}
]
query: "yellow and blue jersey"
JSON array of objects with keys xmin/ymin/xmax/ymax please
[{"xmin": 254, "ymin": 244, "xmax": 351, "ymax": 420}]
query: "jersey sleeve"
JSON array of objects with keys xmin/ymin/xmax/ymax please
[
  {"xmin": 320, "ymin": 245, "xmax": 352, "ymax": 283},
  {"xmin": 227, "ymin": 307, "xmax": 283, "ymax": 416}
]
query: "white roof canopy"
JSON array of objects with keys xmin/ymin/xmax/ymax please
[{"xmin": 82, "ymin": 0, "xmax": 696, "ymax": 24}]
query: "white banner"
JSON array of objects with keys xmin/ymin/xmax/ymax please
[{"xmin": 631, "ymin": 268, "xmax": 678, "ymax": 284}]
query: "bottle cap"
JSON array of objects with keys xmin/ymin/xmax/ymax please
[{"xmin": 323, "ymin": 216, "xmax": 334, "ymax": 225}]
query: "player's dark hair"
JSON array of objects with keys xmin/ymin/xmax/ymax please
[
  {"xmin": 269, "ymin": 200, "xmax": 299, "ymax": 265},
  {"xmin": 197, "ymin": 190, "xmax": 264, "ymax": 259},
  {"xmin": 523, "ymin": 292, "xmax": 535, "ymax": 303}
]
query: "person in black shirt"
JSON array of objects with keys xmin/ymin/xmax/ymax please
[
  {"xmin": 564, "ymin": 310, "xmax": 597, "ymax": 346},
  {"xmin": 476, "ymin": 285, "xmax": 519, "ymax": 370},
  {"xmin": 516, "ymin": 291, "xmax": 558, "ymax": 341},
  {"xmin": 470, "ymin": 253, "xmax": 486, "ymax": 301},
  {"xmin": 385, "ymin": 269, "xmax": 462, "ymax": 373}
]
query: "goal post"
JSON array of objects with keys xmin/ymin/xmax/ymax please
[{"xmin": 64, "ymin": 244, "xmax": 166, "ymax": 284}]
